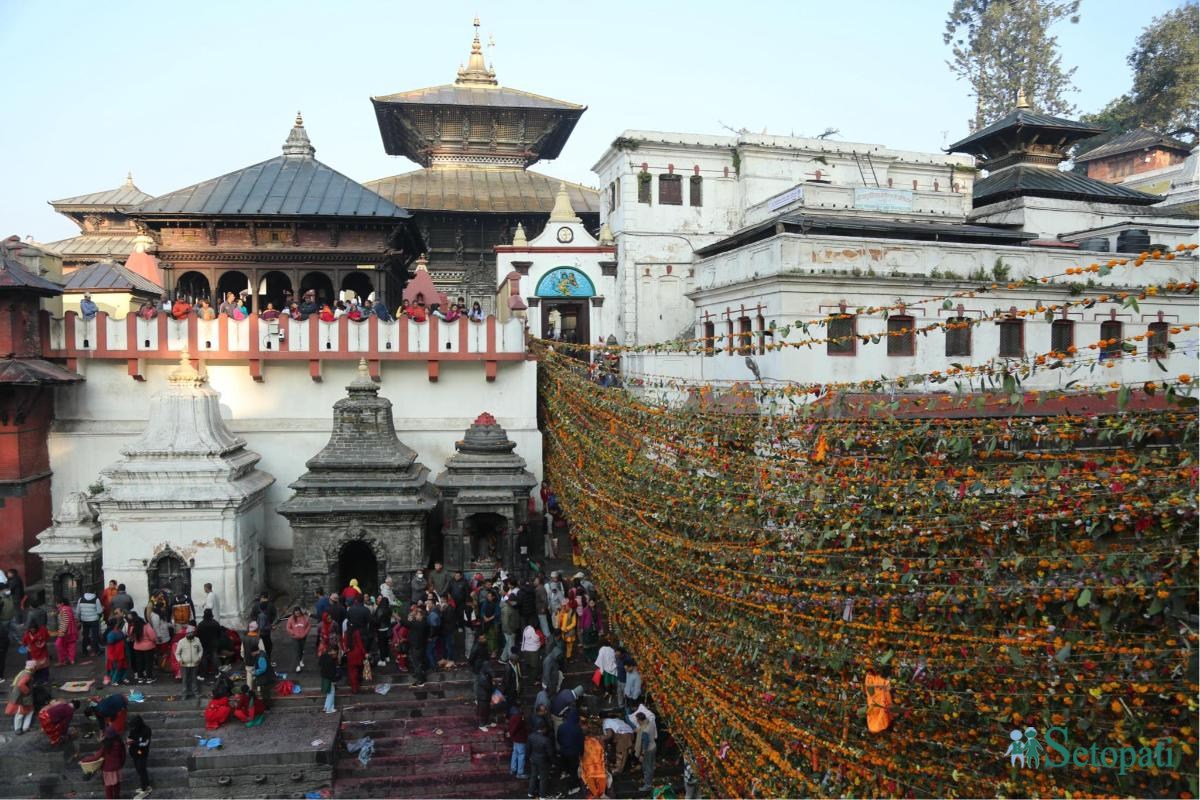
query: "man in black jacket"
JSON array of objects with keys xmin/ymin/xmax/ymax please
[
  {"xmin": 407, "ymin": 609, "xmax": 427, "ymax": 688},
  {"xmin": 527, "ymin": 717, "xmax": 555, "ymax": 799},
  {"xmin": 196, "ymin": 609, "xmax": 223, "ymax": 678}
]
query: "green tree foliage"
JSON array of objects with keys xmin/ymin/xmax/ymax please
[
  {"xmin": 944, "ymin": 0, "xmax": 1081, "ymax": 130},
  {"xmin": 1077, "ymin": 2, "xmax": 1198, "ymax": 158}
]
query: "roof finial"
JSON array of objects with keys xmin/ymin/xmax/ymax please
[
  {"xmin": 549, "ymin": 182, "xmax": 581, "ymax": 223},
  {"xmin": 1016, "ymin": 88, "xmax": 1031, "ymax": 109},
  {"xmin": 124, "ymin": 171, "xmax": 134, "ymax": 187},
  {"xmin": 455, "ymin": 16, "xmax": 498, "ymax": 86},
  {"xmin": 282, "ymin": 111, "xmax": 316, "ymax": 158}
]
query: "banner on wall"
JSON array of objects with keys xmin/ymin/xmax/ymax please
[{"xmin": 853, "ymin": 187, "xmax": 914, "ymax": 213}]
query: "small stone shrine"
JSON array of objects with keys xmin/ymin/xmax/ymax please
[
  {"xmin": 31, "ymin": 492, "xmax": 102, "ymax": 602},
  {"xmin": 433, "ymin": 412, "xmax": 537, "ymax": 571},
  {"xmin": 280, "ymin": 360, "xmax": 437, "ymax": 598},
  {"xmin": 92, "ymin": 352, "xmax": 274, "ymax": 625}
]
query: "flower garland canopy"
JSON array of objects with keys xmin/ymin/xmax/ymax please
[{"xmin": 539, "ymin": 345, "xmax": 1199, "ymax": 799}]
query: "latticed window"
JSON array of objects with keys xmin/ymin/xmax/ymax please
[
  {"xmin": 827, "ymin": 314, "xmax": 856, "ymax": 356},
  {"xmin": 703, "ymin": 321, "xmax": 715, "ymax": 356},
  {"xmin": 1100, "ymin": 320, "xmax": 1123, "ymax": 360},
  {"xmin": 945, "ymin": 317, "xmax": 971, "ymax": 357},
  {"xmin": 1050, "ymin": 319, "xmax": 1075, "ymax": 354},
  {"xmin": 887, "ymin": 315, "xmax": 915, "ymax": 356},
  {"xmin": 659, "ymin": 174, "xmax": 683, "ymax": 205},
  {"xmin": 690, "ymin": 176, "xmax": 703, "ymax": 207},
  {"xmin": 998, "ymin": 318, "xmax": 1024, "ymax": 358},
  {"xmin": 1148, "ymin": 321, "xmax": 1169, "ymax": 359},
  {"xmin": 637, "ymin": 172, "xmax": 652, "ymax": 204}
]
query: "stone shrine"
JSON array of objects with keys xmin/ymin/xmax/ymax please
[
  {"xmin": 30, "ymin": 492, "xmax": 102, "ymax": 602},
  {"xmin": 280, "ymin": 360, "xmax": 437, "ymax": 598},
  {"xmin": 433, "ymin": 412, "xmax": 537, "ymax": 571},
  {"xmin": 92, "ymin": 352, "xmax": 274, "ymax": 625}
]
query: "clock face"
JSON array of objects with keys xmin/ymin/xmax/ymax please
[{"xmin": 556, "ymin": 226, "xmax": 574, "ymax": 244}]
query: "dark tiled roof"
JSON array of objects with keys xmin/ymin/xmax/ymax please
[
  {"xmin": 365, "ymin": 168, "xmax": 599, "ymax": 214},
  {"xmin": 972, "ymin": 166, "xmax": 1161, "ymax": 207},
  {"xmin": 132, "ymin": 156, "xmax": 412, "ymax": 219},
  {"xmin": 51, "ymin": 180, "xmax": 153, "ymax": 209},
  {"xmin": 43, "ymin": 234, "xmax": 138, "ymax": 259},
  {"xmin": 63, "ymin": 260, "xmax": 162, "ymax": 295},
  {"xmin": 0, "ymin": 245, "xmax": 65, "ymax": 296},
  {"xmin": 947, "ymin": 110, "xmax": 1105, "ymax": 154},
  {"xmin": 695, "ymin": 213, "xmax": 1034, "ymax": 258},
  {"xmin": 1073, "ymin": 127, "xmax": 1195, "ymax": 163},
  {"xmin": 373, "ymin": 84, "xmax": 583, "ymax": 111},
  {"xmin": 0, "ymin": 359, "xmax": 81, "ymax": 385}
]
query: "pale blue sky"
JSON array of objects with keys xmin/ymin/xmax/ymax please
[{"xmin": 0, "ymin": 0, "xmax": 1185, "ymax": 242}]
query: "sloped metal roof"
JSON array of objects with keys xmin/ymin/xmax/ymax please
[
  {"xmin": 0, "ymin": 245, "xmax": 66, "ymax": 296},
  {"xmin": 947, "ymin": 110, "xmax": 1105, "ymax": 154},
  {"xmin": 972, "ymin": 166, "xmax": 1161, "ymax": 206},
  {"xmin": 1073, "ymin": 127, "xmax": 1195, "ymax": 164},
  {"xmin": 51, "ymin": 180, "xmax": 153, "ymax": 209},
  {"xmin": 373, "ymin": 84, "xmax": 583, "ymax": 111},
  {"xmin": 365, "ymin": 168, "xmax": 599, "ymax": 214},
  {"xmin": 43, "ymin": 234, "xmax": 138, "ymax": 259},
  {"xmin": 63, "ymin": 260, "xmax": 163, "ymax": 295},
  {"xmin": 131, "ymin": 155, "xmax": 412, "ymax": 219},
  {"xmin": 0, "ymin": 359, "xmax": 81, "ymax": 386}
]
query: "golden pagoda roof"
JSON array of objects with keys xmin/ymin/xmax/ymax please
[{"xmin": 365, "ymin": 168, "xmax": 598, "ymax": 215}]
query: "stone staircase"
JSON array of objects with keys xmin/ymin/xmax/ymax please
[{"xmin": 331, "ymin": 666, "xmax": 521, "ymax": 799}]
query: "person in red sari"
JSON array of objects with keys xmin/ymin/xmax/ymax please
[
  {"xmin": 344, "ymin": 629, "xmax": 367, "ymax": 694},
  {"xmin": 89, "ymin": 725, "xmax": 126, "ymax": 800},
  {"xmin": 164, "ymin": 627, "xmax": 187, "ymax": 680},
  {"xmin": 392, "ymin": 621, "xmax": 409, "ymax": 672},
  {"xmin": 232, "ymin": 686, "xmax": 265, "ymax": 725},
  {"xmin": 22, "ymin": 621, "xmax": 51, "ymax": 684},
  {"xmin": 54, "ymin": 597, "xmax": 79, "ymax": 666},
  {"xmin": 100, "ymin": 580, "xmax": 118, "ymax": 616},
  {"xmin": 204, "ymin": 695, "xmax": 232, "ymax": 730},
  {"xmin": 38, "ymin": 699, "xmax": 79, "ymax": 746}
]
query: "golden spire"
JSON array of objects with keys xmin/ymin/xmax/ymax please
[
  {"xmin": 1016, "ymin": 88, "xmax": 1031, "ymax": 110},
  {"xmin": 455, "ymin": 17, "xmax": 498, "ymax": 86},
  {"xmin": 549, "ymin": 182, "xmax": 580, "ymax": 223}
]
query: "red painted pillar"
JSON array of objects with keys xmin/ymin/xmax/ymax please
[{"xmin": 0, "ymin": 389, "xmax": 54, "ymax": 585}]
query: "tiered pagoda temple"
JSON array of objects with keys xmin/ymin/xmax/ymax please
[
  {"xmin": 44, "ymin": 173, "xmax": 154, "ymax": 271},
  {"xmin": 366, "ymin": 18, "xmax": 600, "ymax": 307}
]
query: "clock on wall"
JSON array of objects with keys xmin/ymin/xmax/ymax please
[{"xmin": 556, "ymin": 226, "xmax": 574, "ymax": 244}]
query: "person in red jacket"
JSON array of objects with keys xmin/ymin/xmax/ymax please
[
  {"xmin": 507, "ymin": 706, "xmax": 530, "ymax": 779},
  {"xmin": 88, "ymin": 725, "xmax": 126, "ymax": 800},
  {"xmin": 344, "ymin": 628, "xmax": 367, "ymax": 694},
  {"xmin": 22, "ymin": 621, "xmax": 50, "ymax": 685},
  {"xmin": 285, "ymin": 606, "xmax": 311, "ymax": 673}
]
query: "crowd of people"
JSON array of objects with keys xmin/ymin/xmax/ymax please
[{"xmin": 126, "ymin": 289, "xmax": 490, "ymax": 327}]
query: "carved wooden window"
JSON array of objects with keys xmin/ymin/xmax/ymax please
[
  {"xmin": 886, "ymin": 315, "xmax": 915, "ymax": 356},
  {"xmin": 998, "ymin": 318, "xmax": 1024, "ymax": 358},
  {"xmin": 1050, "ymin": 319, "xmax": 1075, "ymax": 354},
  {"xmin": 945, "ymin": 317, "xmax": 971, "ymax": 357},
  {"xmin": 1148, "ymin": 321, "xmax": 1170, "ymax": 359},
  {"xmin": 827, "ymin": 314, "xmax": 856, "ymax": 356},
  {"xmin": 689, "ymin": 176, "xmax": 703, "ymax": 207},
  {"xmin": 1100, "ymin": 320, "xmax": 1123, "ymax": 360},
  {"xmin": 659, "ymin": 174, "xmax": 683, "ymax": 206}
]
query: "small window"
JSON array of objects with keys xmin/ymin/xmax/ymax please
[
  {"xmin": 1100, "ymin": 320, "xmax": 1123, "ymax": 360},
  {"xmin": 637, "ymin": 172, "xmax": 651, "ymax": 204},
  {"xmin": 887, "ymin": 315, "xmax": 915, "ymax": 356},
  {"xmin": 608, "ymin": 183, "xmax": 616, "ymax": 214},
  {"xmin": 726, "ymin": 320, "xmax": 734, "ymax": 355},
  {"xmin": 1050, "ymin": 319, "xmax": 1075, "ymax": 355},
  {"xmin": 737, "ymin": 317, "xmax": 752, "ymax": 355},
  {"xmin": 703, "ymin": 321, "xmax": 715, "ymax": 356},
  {"xmin": 827, "ymin": 314, "xmax": 856, "ymax": 356},
  {"xmin": 614, "ymin": 177, "xmax": 620, "ymax": 208},
  {"xmin": 1148, "ymin": 321, "xmax": 1169, "ymax": 359},
  {"xmin": 945, "ymin": 316, "xmax": 971, "ymax": 357},
  {"xmin": 659, "ymin": 174, "xmax": 682, "ymax": 205},
  {"xmin": 756, "ymin": 314, "xmax": 765, "ymax": 355},
  {"xmin": 689, "ymin": 176, "xmax": 703, "ymax": 207},
  {"xmin": 999, "ymin": 318, "xmax": 1024, "ymax": 358}
]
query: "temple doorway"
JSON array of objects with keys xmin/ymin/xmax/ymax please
[
  {"xmin": 148, "ymin": 552, "xmax": 191, "ymax": 598},
  {"xmin": 465, "ymin": 512, "xmax": 506, "ymax": 563},
  {"xmin": 337, "ymin": 540, "xmax": 379, "ymax": 597},
  {"xmin": 543, "ymin": 300, "xmax": 589, "ymax": 350}
]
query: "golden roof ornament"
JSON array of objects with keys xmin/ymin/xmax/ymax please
[
  {"xmin": 512, "ymin": 223, "xmax": 528, "ymax": 246},
  {"xmin": 282, "ymin": 110, "xmax": 316, "ymax": 158},
  {"xmin": 548, "ymin": 182, "xmax": 580, "ymax": 223},
  {"xmin": 1016, "ymin": 88, "xmax": 1031, "ymax": 110},
  {"xmin": 455, "ymin": 17, "xmax": 498, "ymax": 86}
]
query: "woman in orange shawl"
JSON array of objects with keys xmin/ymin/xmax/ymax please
[
  {"xmin": 580, "ymin": 735, "xmax": 610, "ymax": 799},
  {"xmin": 555, "ymin": 600, "xmax": 578, "ymax": 661},
  {"xmin": 171, "ymin": 297, "xmax": 193, "ymax": 320}
]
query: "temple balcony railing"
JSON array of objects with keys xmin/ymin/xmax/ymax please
[{"xmin": 40, "ymin": 311, "xmax": 529, "ymax": 382}]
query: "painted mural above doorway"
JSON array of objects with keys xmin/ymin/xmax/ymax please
[{"xmin": 535, "ymin": 267, "xmax": 595, "ymax": 298}]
